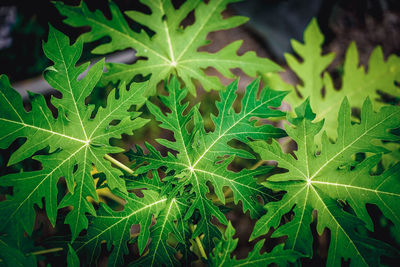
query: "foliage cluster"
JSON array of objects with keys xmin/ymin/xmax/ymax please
[{"xmin": 0, "ymin": 1, "xmax": 399, "ymax": 266}]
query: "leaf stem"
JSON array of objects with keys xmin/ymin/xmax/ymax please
[
  {"xmin": 104, "ymin": 154, "xmax": 135, "ymax": 175},
  {"xmin": 30, "ymin": 247, "xmax": 63, "ymax": 256},
  {"xmin": 250, "ymin": 159, "xmax": 265, "ymax": 170},
  {"xmin": 210, "ymin": 196, "xmax": 235, "ymax": 205},
  {"xmin": 189, "ymin": 224, "xmax": 208, "ymax": 260},
  {"xmin": 97, "ymin": 188, "xmax": 126, "ymax": 206}
]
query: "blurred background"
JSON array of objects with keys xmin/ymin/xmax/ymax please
[{"xmin": 0, "ymin": 0, "xmax": 399, "ymax": 266}]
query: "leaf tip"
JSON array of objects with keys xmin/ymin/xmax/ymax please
[{"xmin": 295, "ymin": 97, "xmax": 315, "ymax": 120}]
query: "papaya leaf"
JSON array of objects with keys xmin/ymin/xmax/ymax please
[
  {"xmin": 127, "ymin": 76, "xmax": 287, "ymax": 251},
  {"xmin": 250, "ymin": 98, "xmax": 400, "ymax": 266},
  {"xmin": 209, "ymin": 221, "xmax": 300, "ymax": 267},
  {"xmin": 131, "ymin": 197, "xmax": 190, "ymax": 266},
  {"xmin": 0, "ymin": 26, "xmax": 148, "ymax": 240},
  {"xmin": 73, "ymin": 190, "xmax": 167, "ymax": 266},
  {"xmin": 264, "ymin": 18, "xmax": 400, "ymax": 139},
  {"xmin": 55, "ymin": 0, "xmax": 281, "ymax": 95},
  {"xmin": 67, "ymin": 245, "xmax": 80, "ymax": 267}
]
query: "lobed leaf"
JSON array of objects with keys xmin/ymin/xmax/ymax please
[
  {"xmin": 55, "ymin": 0, "xmax": 281, "ymax": 95},
  {"xmin": 264, "ymin": 18, "xmax": 400, "ymax": 139},
  {"xmin": 250, "ymin": 98, "xmax": 400, "ymax": 266},
  {"xmin": 73, "ymin": 190, "xmax": 167, "ymax": 266},
  {"xmin": 67, "ymin": 245, "xmax": 80, "ymax": 267},
  {"xmin": 209, "ymin": 221, "xmax": 300, "ymax": 267},
  {"xmin": 127, "ymin": 76, "xmax": 287, "ymax": 251},
  {"xmin": 0, "ymin": 26, "xmax": 148, "ymax": 239},
  {"xmin": 131, "ymin": 197, "xmax": 190, "ymax": 266}
]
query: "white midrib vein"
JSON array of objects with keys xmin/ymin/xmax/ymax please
[
  {"xmin": 151, "ymin": 199, "xmax": 176, "ymax": 266},
  {"xmin": 175, "ymin": 199, "xmax": 187, "ymax": 247},
  {"xmin": 218, "ymin": 83, "xmax": 235, "ymax": 136},
  {"xmin": 159, "ymin": 1, "xmax": 175, "ymax": 64},
  {"xmin": 192, "ymin": 92, "xmax": 284, "ymax": 168},
  {"xmin": 85, "ymin": 17, "xmax": 170, "ymax": 63},
  {"xmin": 309, "ymin": 109, "xmax": 399, "ymax": 180},
  {"xmin": 0, "ymin": 89, "xmax": 23, "ymax": 121},
  {"xmin": 111, "ymin": 219, "xmax": 129, "ymax": 267},
  {"xmin": 255, "ymin": 185, "xmax": 307, "ymax": 239},
  {"xmin": 53, "ymin": 30, "xmax": 88, "ymax": 141},
  {"xmin": 194, "ymin": 168, "xmax": 268, "ymax": 197},
  {"xmin": 217, "ymin": 238, "xmax": 230, "ymax": 267},
  {"xmin": 311, "ymin": 180, "xmax": 400, "ymax": 197},
  {"xmin": 6, "ymin": 144, "xmax": 87, "ymax": 224},
  {"xmin": 252, "ymin": 110, "xmax": 398, "ymax": 263},
  {"xmin": 88, "ymin": 85, "xmax": 141, "ymax": 139},
  {"xmin": 0, "ymin": 88, "xmax": 86, "ymax": 143},
  {"xmin": 104, "ymin": 63, "xmax": 170, "ymax": 80},
  {"xmin": 192, "ymin": 171, "xmax": 211, "ymax": 241},
  {"xmin": 303, "ymin": 120, "xmax": 311, "ymax": 178},
  {"xmin": 73, "ymin": 146, "xmax": 88, "ymax": 238},
  {"xmin": 180, "ymin": 58, "xmax": 266, "ymax": 66},
  {"xmin": 175, "ymin": 0, "xmax": 222, "ymax": 62},
  {"xmin": 310, "ymin": 185, "xmax": 368, "ymax": 266},
  {"xmin": 263, "ymin": 144, "xmax": 306, "ymax": 179},
  {"xmin": 194, "ymin": 168, "xmax": 262, "ymax": 215},
  {"xmin": 179, "ymin": 64, "xmax": 221, "ymax": 89},
  {"xmin": 179, "ymin": 92, "xmax": 283, "ymax": 218},
  {"xmin": 134, "ymin": 154, "xmax": 187, "ymax": 168},
  {"xmin": 39, "ymin": 106, "xmax": 53, "ymax": 131},
  {"xmin": 291, "ymin": 185, "xmax": 309, "ymax": 250},
  {"xmin": 0, "ymin": 118, "xmax": 86, "ymax": 143},
  {"xmin": 77, "ymin": 198, "xmax": 167, "ymax": 252},
  {"xmin": 172, "ymin": 86, "xmax": 192, "ymax": 166}
]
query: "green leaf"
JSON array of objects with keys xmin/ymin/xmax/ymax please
[
  {"xmin": 74, "ymin": 190, "xmax": 167, "ymax": 267},
  {"xmin": 250, "ymin": 98, "xmax": 400, "ymax": 266},
  {"xmin": 67, "ymin": 245, "xmax": 80, "ymax": 267},
  {"xmin": 75, "ymin": 171, "xmax": 190, "ymax": 266},
  {"xmin": 0, "ymin": 224, "xmax": 37, "ymax": 267},
  {"xmin": 209, "ymin": 221, "xmax": 300, "ymax": 267},
  {"xmin": 55, "ymin": 0, "xmax": 281, "ymax": 95},
  {"xmin": 131, "ymin": 197, "xmax": 189, "ymax": 266},
  {"xmin": 127, "ymin": 76, "xmax": 287, "ymax": 251},
  {"xmin": 0, "ymin": 26, "xmax": 148, "ymax": 239},
  {"xmin": 264, "ymin": 18, "xmax": 400, "ymax": 139}
]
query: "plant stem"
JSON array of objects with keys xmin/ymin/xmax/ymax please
[
  {"xmin": 97, "ymin": 188, "xmax": 126, "ymax": 205},
  {"xmin": 30, "ymin": 247, "xmax": 63, "ymax": 256},
  {"xmin": 210, "ymin": 196, "xmax": 235, "ymax": 205},
  {"xmin": 250, "ymin": 159, "xmax": 265, "ymax": 170},
  {"xmin": 104, "ymin": 154, "xmax": 135, "ymax": 175},
  {"xmin": 189, "ymin": 224, "xmax": 208, "ymax": 260}
]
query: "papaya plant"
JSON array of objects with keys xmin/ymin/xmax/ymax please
[{"xmin": 0, "ymin": 1, "xmax": 399, "ymax": 266}]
